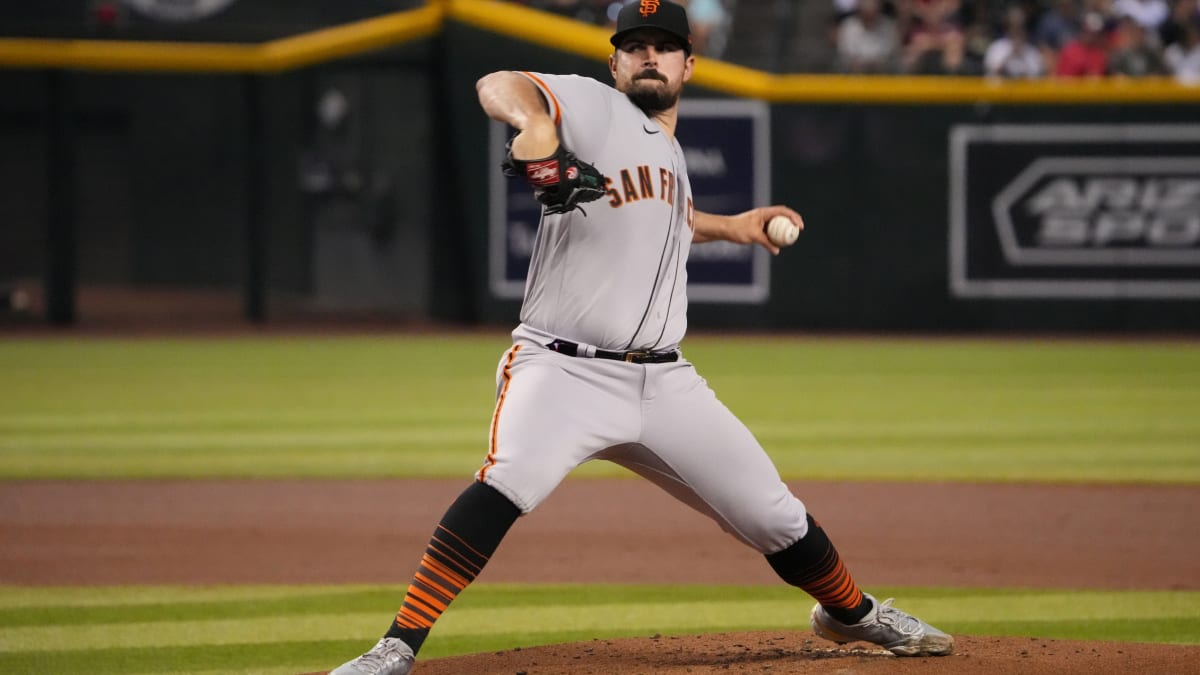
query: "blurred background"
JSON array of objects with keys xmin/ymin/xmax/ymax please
[{"xmin": 1, "ymin": 0, "xmax": 1198, "ymax": 333}]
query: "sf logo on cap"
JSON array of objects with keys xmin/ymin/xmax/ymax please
[{"xmin": 639, "ymin": 0, "xmax": 660, "ymax": 16}]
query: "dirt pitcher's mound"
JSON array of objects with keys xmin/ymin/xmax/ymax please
[{"xmin": 315, "ymin": 632, "xmax": 1200, "ymax": 674}]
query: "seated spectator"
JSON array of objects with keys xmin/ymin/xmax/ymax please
[
  {"xmin": 1056, "ymin": 11, "xmax": 1111, "ymax": 75},
  {"xmin": 836, "ymin": 0, "xmax": 901, "ymax": 72},
  {"xmin": 1159, "ymin": 0, "xmax": 1198, "ymax": 49},
  {"xmin": 1165, "ymin": 16, "xmax": 1200, "ymax": 82},
  {"xmin": 902, "ymin": 0, "xmax": 966, "ymax": 73},
  {"xmin": 1080, "ymin": 0, "xmax": 1118, "ymax": 31},
  {"xmin": 687, "ymin": 0, "xmax": 732, "ymax": 58},
  {"xmin": 605, "ymin": 0, "xmax": 625, "ymax": 28},
  {"xmin": 1112, "ymin": 0, "xmax": 1169, "ymax": 33},
  {"xmin": 958, "ymin": 0, "xmax": 996, "ymax": 75},
  {"xmin": 985, "ymin": 6, "xmax": 1046, "ymax": 78},
  {"xmin": 1109, "ymin": 13, "xmax": 1169, "ymax": 75},
  {"xmin": 1035, "ymin": 0, "xmax": 1084, "ymax": 72},
  {"xmin": 891, "ymin": 0, "xmax": 916, "ymax": 39},
  {"xmin": 834, "ymin": 0, "xmax": 860, "ymax": 23}
]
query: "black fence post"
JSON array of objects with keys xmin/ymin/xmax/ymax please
[
  {"xmin": 243, "ymin": 73, "xmax": 267, "ymax": 323},
  {"xmin": 45, "ymin": 69, "xmax": 77, "ymax": 325}
]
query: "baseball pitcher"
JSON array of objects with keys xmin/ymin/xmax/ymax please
[{"xmin": 330, "ymin": 3, "xmax": 953, "ymax": 673}]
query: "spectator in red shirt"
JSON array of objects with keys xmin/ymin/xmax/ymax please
[
  {"xmin": 902, "ymin": 0, "xmax": 966, "ymax": 73},
  {"xmin": 1056, "ymin": 11, "xmax": 1111, "ymax": 76}
]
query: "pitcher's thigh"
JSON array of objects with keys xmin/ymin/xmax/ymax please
[
  {"xmin": 641, "ymin": 380, "xmax": 808, "ymax": 553},
  {"xmin": 480, "ymin": 352, "xmax": 637, "ymax": 513}
]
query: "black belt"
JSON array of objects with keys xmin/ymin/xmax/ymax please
[{"xmin": 545, "ymin": 339, "xmax": 679, "ymax": 364}]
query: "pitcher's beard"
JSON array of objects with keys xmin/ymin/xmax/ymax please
[{"xmin": 626, "ymin": 85, "xmax": 679, "ymax": 114}]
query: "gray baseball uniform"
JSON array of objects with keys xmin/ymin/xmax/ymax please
[
  {"xmin": 477, "ymin": 72, "xmax": 808, "ymax": 555},
  {"xmin": 329, "ymin": 5, "xmax": 953, "ymax": 669}
]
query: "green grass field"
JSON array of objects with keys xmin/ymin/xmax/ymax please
[
  {"xmin": 2, "ymin": 584, "xmax": 1199, "ymax": 674},
  {"xmin": 1, "ymin": 334, "xmax": 1198, "ymax": 673},
  {"xmin": 2, "ymin": 334, "xmax": 1197, "ymax": 482}
]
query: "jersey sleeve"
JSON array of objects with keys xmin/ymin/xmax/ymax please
[{"xmin": 517, "ymin": 72, "xmax": 614, "ymax": 162}]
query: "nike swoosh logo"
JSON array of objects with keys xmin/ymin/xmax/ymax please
[{"xmin": 643, "ymin": 124, "xmax": 660, "ymax": 135}]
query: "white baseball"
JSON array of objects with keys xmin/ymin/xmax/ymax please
[{"xmin": 766, "ymin": 215, "xmax": 799, "ymax": 247}]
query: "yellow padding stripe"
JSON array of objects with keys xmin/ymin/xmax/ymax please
[
  {"xmin": 1, "ymin": 0, "xmax": 1198, "ymax": 104},
  {"xmin": 752, "ymin": 73, "xmax": 1200, "ymax": 104},
  {"xmin": 449, "ymin": 0, "xmax": 613, "ymax": 62},
  {"xmin": 0, "ymin": 3, "xmax": 442, "ymax": 73},
  {"xmin": 0, "ymin": 37, "xmax": 258, "ymax": 72},
  {"xmin": 264, "ymin": 4, "xmax": 442, "ymax": 71}
]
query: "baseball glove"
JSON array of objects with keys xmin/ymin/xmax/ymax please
[{"xmin": 501, "ymin": 138, "xmax": 606, "ymax": 215}]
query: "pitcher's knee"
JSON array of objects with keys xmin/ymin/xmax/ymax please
[
  {"xmin": 476, "ymin": 474, "xmax": 539, "ymax": 514},
  {"xmin": 725, "ymin": 493, "xmax": 809, "ymax": 554}
]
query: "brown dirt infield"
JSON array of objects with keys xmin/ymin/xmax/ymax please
[
  {"xmin": 3, "ymin": 478, "xmax": 1199, "ymax": 673},
  {"xmin": 375, "ymin": 633, "xmax": 1200, "ymax": 674}
]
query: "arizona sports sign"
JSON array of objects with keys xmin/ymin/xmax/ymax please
[{"xmin": 949, "ymin": 125, "xmax": 1200, "ymax": 299}]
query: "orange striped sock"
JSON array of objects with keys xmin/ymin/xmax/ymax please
[
  {"xmin": 384, "ymin": 481, "xmax": 520, "ymax": 653},
  {"xmin": 391, "ymin": 525, "xmax": 485, "ymax": 631},
  {"xmin": 766, "ymin": 514, "xmax": 870, "ymax": 624}
]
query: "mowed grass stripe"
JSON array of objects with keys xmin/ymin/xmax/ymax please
[
  {"xmin": 0, "ymin": 407, "xmax": 482, "ymax": 433},
  {"xmin": 0, "ymin": 584, "xmax": 792, "ymax": 611},
  {"xmin": 0, "ymin": 586, "xmax": 750, "ymax": 626},
  {"xmin": 4, "ymin": 603, "xmax": 1198, "ymax": 654},
  {"xmin": 0, "ymin": 427, "xmax": 482, "ymax": 450},
  {"xmin": 766, "ymin": 444, "xmax": 1200, "ymax": 483},
  {"xmin": 0, "ymin": 614, "xmax": 1198, "ymax": 673},
  {"xmin": 2, "ymin": 586, "xmax": 1198, "ymax": 649},
  {"xmin": 0, "ymin": 451, "xmax": 484, "ymax": 479},
  {"xmin": 0, "ymin": 589, "xmax": 398, "ymax": 627},
  {"xmin": 0, "ymin": 587, "xmax": 809, "ymax": 633},
  {"xmin": 3, "ymin": 425, "xmax": 1196, "ymax": 481},
  {"xmin": 1, "ymin": 336, "xmax": 1196, "ymax": 483},
  {"xmin": 5, "ymin": 586, "xmax": 1197, "ymax": 627},
  {"xmin": 0, "ymin": 639, "xmax": 358, "ymax": 675},
  {"xmin": 9, "ymin": 418, "xmax": 1198, "ymax": 447},
  {"xmin": 0, "ymin": 585, "xmax": 398, "ymax": 609}
]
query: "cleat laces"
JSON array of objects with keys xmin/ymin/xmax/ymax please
[
  {"xmin": 874, "ymin": 598, "xmax": 922, "ymax": 636},
  {"xmin": 343, "ymin": 639, "xmax": 410, "ymax": 674}
]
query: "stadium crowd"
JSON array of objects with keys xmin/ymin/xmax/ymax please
[
  {"xmin": 509, "ymin": 0, "xmax": 1200, "ymax": 81},
  {"xmin": 512, "ymin": 0, "xmax": 734, "ymax": 57}
]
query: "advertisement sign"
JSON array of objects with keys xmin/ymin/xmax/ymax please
[
  {"xmin": 949, "ymin": 124, "xmax": 1200, "ymax": 299},
  {"xmin": 489, "ymin": 99, "xmax": 770, "ymax": 303}
]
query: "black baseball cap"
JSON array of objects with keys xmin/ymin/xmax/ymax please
[{"xmin": 610, "ymin": 0, "xmax": 692, "ymax": 55}]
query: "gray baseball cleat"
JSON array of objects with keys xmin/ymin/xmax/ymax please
[
  {"xmin": 810, "ymin": 593, "xmax": 954, "ymax": 656},
  {"xmin": 329, "ymin": 637, "xmax": 415, "ymax": 675}
]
